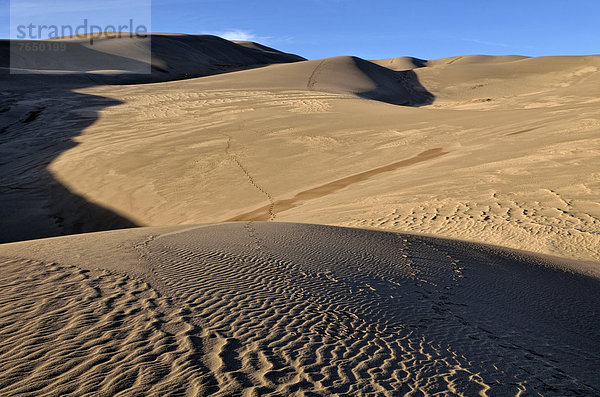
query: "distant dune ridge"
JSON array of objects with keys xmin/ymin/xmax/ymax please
[
  {"xmin": 220, "ymin": 55, "xmax": 435, "ymax": 105},
  {"xmin": 2, "ymin": 34, "xmax": 305, "ymax": 84},
  {"xmin": 1, "ymin": 35, "xmax": 599, "ymax": 395}
]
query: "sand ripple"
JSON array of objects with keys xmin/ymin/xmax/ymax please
[{"xmin": 1, "ymin": 223, "xmax": 598, "ymax": 395}]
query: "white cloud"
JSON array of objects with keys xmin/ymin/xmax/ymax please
[
  {"xmin": 216, "ymin": 30, "xmax": 258, "ymax": 42},
  {"xmin": 458, "ymin": 37, "xmax": 511, "ymax": 48},
  {"xmin": 205, "ymin": 29, "xmax": 293, "ymax": 47}
]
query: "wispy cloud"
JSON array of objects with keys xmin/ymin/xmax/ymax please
[
  {"xmin": 457, "ymin": 37, "xmax": 511, "ymax": 48},
  {"xmin": 214, "ymin": 29, "xmax": 258, "ymax": 42},
  {"xmin": 205, "ymin": 29, "xmax": 295, "ymax": 48}
]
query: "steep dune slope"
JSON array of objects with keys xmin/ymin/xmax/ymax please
[
  {"xmin": 1, "ymin": 34, "xmax": 305, "ymax": 85},
  {"xmin": 0, "ymin": 36, "xmax": 306, "ymax": 243},
  {"xmin": 0, "ymin": 222, "xmax": 598, "ymax": 396},
  {"xmin": 1, "ymin": 49, "xmax": 598, "ymax": 261},
  {"xmin": 31, "ymin": 54, "xmax": 598, "ymax": 261},
  {"xmin": 371, "ymin": 56, "xmax": 428, "ymax": 71},
  {"xmin": 197, "ymin": 55, "xmax": 434, "ymax": 105}
]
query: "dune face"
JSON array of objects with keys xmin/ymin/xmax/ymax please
[
  {"xmin": 371, "ymin": 56, "xmax": 429, "ymax": 71},
  {"xmin": 303, "ymin": 56, "xmax": 434, "ymax": 105},
  {"xmin": 5, "ymin": 52, "xmax": 594, "ymax": 260},
  {"xmin": 0, "ymin": 86, "xmax": 137, "ymax": 243},
  {"xmin": 2, "ymin": 34, "xmax": 305, "ymax": 85},
  {"xmin": 178, "ymin": 55, "xmax": 435, "ymax": 106},
  {"xmin": 0, "ymin": 223, "xmax": 598, "ymax": 395},
  {"xmin": 1, "ymin": 36, "xmax": 599, "ymax": 396},
  {"xmin": 0, "ymin": 36, "xmax": 305, "ymax": 243}
]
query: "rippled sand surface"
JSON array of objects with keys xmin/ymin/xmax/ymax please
[{"xmin": 1, "ymin": 223, "xmax": 598, "ymax": 395}]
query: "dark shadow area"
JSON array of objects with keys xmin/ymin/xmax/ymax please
[
  {"xmin": 353, "ymin": 57, "xmax": 435, "ymax": 106},
  {"xmin": 305, "ymin": 56, "xmax": 434, "ymax": 107},
  {"xmin": 373, "ymin": 56, "xmax": 429, "ymax": 70},
  {"xmin": 0, "ymin": 82, "xmax": 139, "ymax": 243},
  {"xmin": 0, "ymin": 35, "xmax": 306, "ymax": 243},
  {"xmin": 2, "ymin": 34, "xmax": 305, "ymax": 85},
  {"xmin": 409, "ymin": 57, "xmax": 428, "ymax": 68}
]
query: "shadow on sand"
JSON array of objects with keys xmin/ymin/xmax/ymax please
[
  {"xmin": 0, "ymin": 77, "xmax": 139, "ymax": 243},
  {"xmin": 0, "ymin": 38, "xmax": 435, "ymax": 243},
  {"xmin": 354, "ymin": 57, "xmax": 435, "ymax": 106},
  {"xmin": 0, "ymin": 35, "xmax": 309, "ymax": 243}
]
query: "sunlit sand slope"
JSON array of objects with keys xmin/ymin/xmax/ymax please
[
  {"xmin": 1, "ymin": 52, "xmax": 599, "ymax": 260},
  {"xmin": 0, "ymin": 223, "xmax": 598, "ymax": 395},
  {"xmin": 33, "ymin": 54, "xmax": 599, "ymax": 261}
]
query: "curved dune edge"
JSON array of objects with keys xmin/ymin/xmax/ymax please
[
  {"xmin": 3, "ymin": 53, "xmax": 599, "ymax": 261},
  {"xmin": 0, "ymin": 222, "xmax": 598, "ymax": 396}
]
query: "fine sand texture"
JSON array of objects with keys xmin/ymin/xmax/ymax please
[
  {"xmin": 0, "ymin": 222, "xmax": 599, "ymax": 396},
  {"xmin": 2, "ymin": 49, "xmax": 597, "ymax": 260},
  {"xmin": 1, "ymin": 37, "xmax": 599, "ymax": 396}
]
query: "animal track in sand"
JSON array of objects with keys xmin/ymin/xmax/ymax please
[
  {"xmin": 133, "ymin": 223, "xmax": 600, "ymax": 395},
  {"xmin": 307, "ymin": 59, "xmax": 328, "ymax": 90},
  {"xmin": 349, "ymin": 189, "xmax": 600, "ymax": 261},
  {"xmin": 221, "ymin": 133, "xmax": 276, "ymax": 221},
  {"xmin": 228, "ymin": 148, "xmax": 448, "ymax": 222},
  {"xmin": 1, "ymin": 223, "xmax": 598, "ymax": 395}
]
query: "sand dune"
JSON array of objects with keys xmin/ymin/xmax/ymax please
[
  {"xmin": 2, "ymin": 34, "xmax": 304, "ymax": 85},
  {"xmin": 0, "ymin": 222, "xmax": 598, "ymax": 395},
  {"xmin": 371, "ymin": 56, "xmax": 428, "ymax": 71},
  {"xmin": 1, "ymin": 38, "xmax": 599, "ymax": 395},
  {"xmin": 191, "ymin": 55, "xmax": 435, "ymax": 105},
  {"xmin": 421, "ymin": 54, "xmax": 600, "ymax": 105},
  {"xmin": 2, "ymin": 52, "xmax": 593, "ymax": 259}
]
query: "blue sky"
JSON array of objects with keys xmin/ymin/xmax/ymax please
[{"xmin": 2, "ymin": 0, "xmax": 598, "ymax": 60}]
